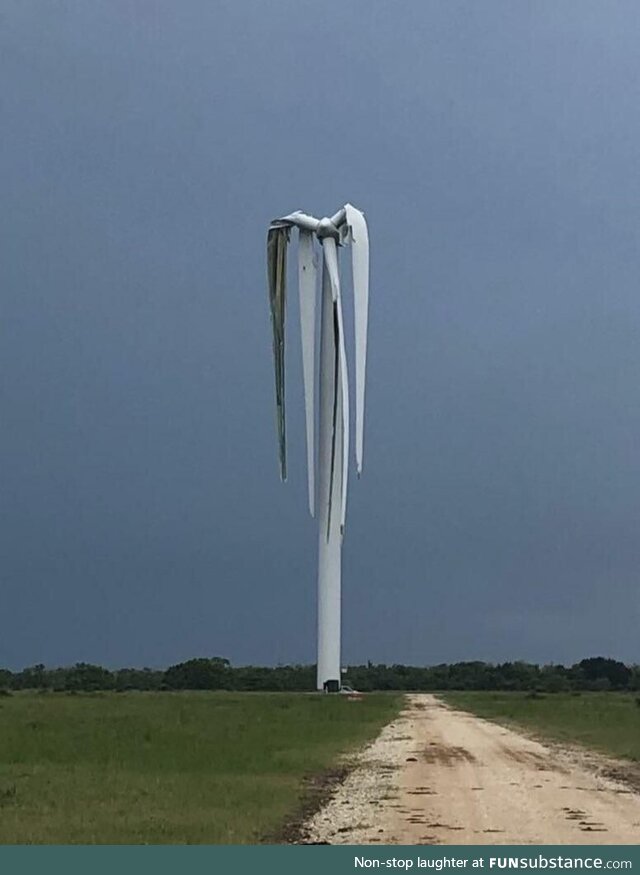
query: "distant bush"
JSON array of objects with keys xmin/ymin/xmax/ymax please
[{"xmin": 164, "ymin": 657, "xmax": 231, "ymax": 690}]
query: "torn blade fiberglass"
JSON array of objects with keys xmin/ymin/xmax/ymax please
[
  {"xmin": 321, "ymin": 237, "xmax": 349, "ymax": 536},
  {"xmin": 267, "ymin": 224, "xmax": 290, "ymax": 481},
  {"xmin": 298, "ymin": 229, "xmax": 318, "ymax": 516}
]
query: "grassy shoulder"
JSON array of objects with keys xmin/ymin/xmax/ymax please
[
  {"xmin": 0, "ymin": 690, "xmax": 401, "ymax": 844},
  {"xmin": 440, "ymin": 691, "xmax": 640, "ymax": 762}
]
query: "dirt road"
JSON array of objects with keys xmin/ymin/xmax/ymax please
[{"xmin": 304, "ymin": 694, "xmax": 640, "ymax": 844}]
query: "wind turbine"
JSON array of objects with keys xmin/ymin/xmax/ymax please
[{"xmin": 267, "ymin": 204, "xmax": 370, "ymax": 691}]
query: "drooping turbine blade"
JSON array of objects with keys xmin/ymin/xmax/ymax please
[
  {"xmin": 322, "ymin": 238, "xmax": 350, "ymax": 537},
  {"xmin": 323, "ymin": 235, "xmax": 341, "ymax": 303},
  {"xmin": 298, "ymin": 229, "xmax": 317, "ymax": 516},
  {"xmin": 267, "ymin": 224, "xmax": 290, "ymax": 481},
  {"xmin": 344, "ymin": 204, "xmax": 369, "ymax": 477},
  {"xmin": 327, "ymin": 297, "xmax": 339, "ymax": 540},
  {"xmin": 335, "ymin": 293, "xmax": 349, "ymax": 535}
]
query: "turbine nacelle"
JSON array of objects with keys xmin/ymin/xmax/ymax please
[{"xmin": 274, "ymin": 211, "xmax": 342, "ymax": 239}]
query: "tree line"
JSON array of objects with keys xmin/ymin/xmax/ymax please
[{"xmin": 0, "ymin": 656, "xmax": 638, "ymax": 693}]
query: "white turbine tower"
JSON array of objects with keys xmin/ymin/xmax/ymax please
[{"xmin": 267, "ymin": 205, "xmax": 369, "ymax": 692}]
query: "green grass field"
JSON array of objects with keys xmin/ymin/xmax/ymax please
[
  {"xmin": 0, "ymin": 691, "xmax": 400, "ymax": 844},
  {"xmin": 441, "ymin": 691, "xmax": 640, "ymax": 761}
]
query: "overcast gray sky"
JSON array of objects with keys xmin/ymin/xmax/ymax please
[{"xmin": 2, "ymin": 1, "xmax": 640, "ymax": 670}]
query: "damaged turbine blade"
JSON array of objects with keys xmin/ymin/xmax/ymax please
[
  {"xmin": 298, "ymin": 229, "xmax": 317, "ymax": 516},
  {"xmin": 344, "ymin": 204, "xmax": 369, "ymax": 477},
  {"xmin": 267, "ymin": 224, "xmax": 290, "ymax": 481},
  {"xmin": 336, "ymin": 293, "xmax": 349, "ymax": 535},
  {"xmin": 323, "ymin": 236, "xmax": 341, "ymax": 303},
  {"xmin": 327, "ymin": 296, "xmax": 340, "ymax": 540},
  {"xmin": 322, "ymin": 238, "xmax": 350, "ymax": 537}
]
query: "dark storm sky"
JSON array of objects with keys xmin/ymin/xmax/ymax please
[{"xmin": 2, "ymin": 1, "xmax": 640, "ymax": 670}]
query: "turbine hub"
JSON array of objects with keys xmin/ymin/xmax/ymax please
[{"xmin": 316, "ymin": 217, "xmax": 340, "ymax": 241}]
